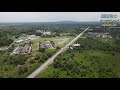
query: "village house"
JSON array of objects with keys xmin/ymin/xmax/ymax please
[
  {"xmin": 39, "ymin": 41, "xmax": 53, "ymax": 49},
  {"xmin": 69, "ymin": 43, "xmax": 80, "ymax": 49},
  {"xmin": 73, "ymin": 43, "xmax": 80, "ymax": 47},
  {"xmin": 36, "ymin": 30, "xmax": 51, "ymax": 36},
  {"xmin": 15, "ymin": 39, "xmax": 24, "ymax": 44},
  {"xmin": 26, "ymin": 35, "xmax": 38, "ymax": 41},
  {"xmin": 12, "ymin": 44, "xmax": 32, "ymax": 55},
  {"xmin": 87, "ymin": 32, "xmax": 112, "ymax": 38}
]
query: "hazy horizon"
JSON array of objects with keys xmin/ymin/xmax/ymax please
[
  {"xmin": 0, "ymin": 21, "xmax": 99, "ymax": 23},
  {"xmin": 0, "ymin": 12, "xmax": 119, "ymax": 22}
]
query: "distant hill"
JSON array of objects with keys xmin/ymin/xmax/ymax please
[
  {"xmin": 41, "ymin": 21, "xmax": 100, "ymax": 25},
  {"xmin": 53, "ymin": 21, "xmax": 100, "ymax": 25},
  {"xmin": 0, "ymin": 21, "xmax": 100, "ymax": 25},
  {"xmin": 54, "ymin": 21, "xmax": 79, "ymax": 24}
]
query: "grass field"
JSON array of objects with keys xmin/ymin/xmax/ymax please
[
  {"xmin": 31, "ymin": 36, "xmax": 74, "ymax": 51},
  {"xmin": 15, "ymin": 35, "xmax": 73, "ymax": 52}
]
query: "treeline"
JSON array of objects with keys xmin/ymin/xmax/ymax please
[
  {"xmin": 35, "ymin": 24, "xmax": 87, "ymax": 37},
  {"xmin": 0, "ymin": 25, "xmax": 36, "ymax": 36},
  {"xmin": 0, "ymin": 25, "xmax": 36, "ymax": 47},
  {"xmin": 74, "ymin": 36, "xmax": 120, "ymax": 53},
  {"xmin": 0, "ymin": 23, "xmax": 88, "ymax": 41},
  {"xmin": 0, "ymin": 33, "xmax": 13, "ymax": 47}
]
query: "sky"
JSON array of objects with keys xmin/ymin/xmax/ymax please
[{"xmin": 0, "ymin": 12, "xmax": 120, "ymax": 22}]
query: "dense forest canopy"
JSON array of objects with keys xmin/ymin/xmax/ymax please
[{"xmin": 0, "ymin": 33, "xmax": 13, "ymax": 47}]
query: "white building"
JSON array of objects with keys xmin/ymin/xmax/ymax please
[
  {"xmin": 43, "ymin": 32, "xmax": 51, "ymax": 35},
  {"xmin": 15, "ymin": 39, "xmax": 24, "ymax": 44},
  {"xmin": 36, "ymin": 30, "xmax": 51, "ymax": 36},
  {"xmin": 73, "ymin": 43, "xmax": 80, "ymax": 47}
]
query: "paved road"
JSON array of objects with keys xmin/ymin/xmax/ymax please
[{"xmin": 27, "ymin": 26, "xmax": 90, "ymax": 78}]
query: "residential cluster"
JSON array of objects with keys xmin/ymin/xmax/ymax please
[
  {"xmin": 36, "ymin": 30, "xmax": 51, "ymax": 36},
  {"xmin": 39, "ymin": 41, "xmax": 53, "ymax": 49},
  {"xmin": 15, "ymin": 35, "xmax": 38, "ymax": 44},
  {"xmin": 87, "ymin": 32, "xmax": 112, "ymax": 38},
  {"xmin": 12, "ymin": 44, "xmax": 32, "ymax": 54}
]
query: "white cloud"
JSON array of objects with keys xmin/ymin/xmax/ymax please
[{"xmin": 0, "ymin": 12, "xmax": 119, "ymax": 22}]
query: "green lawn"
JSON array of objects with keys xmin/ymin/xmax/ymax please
[
  {"xmin": 17, "ymin": 36, "xmax": 73, "ymax": 52},
  {"xmin": 32, "ymin": 36, "xmax": 73, "ymax": 49}
]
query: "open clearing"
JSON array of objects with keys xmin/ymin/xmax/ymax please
[
  {"xmin": 0, "ymin": 46, "xmax": 8, "ymax": 50},
  {"xmin": 32, "ymin": 36, "xmax": 74, "ymax": 51}
]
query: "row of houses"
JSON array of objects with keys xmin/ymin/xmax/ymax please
[
  {"xmin": 15, "ymin": 39, "xmax": 24, "ymax": 43},
  {"xmin": 87, "ymin": 32, "xmax": 112, "ymax": 38},
  {"xmin": 26, "ymin": 35, "xmax": 39, "ymax": 40},
  {"xmin": 15, "ymin": 35, "xmax": 38, "ymax": 44},
  {"xmin": 36, "ymin": 30, "xmax": 51, "ymax": 36},
  {"xmin": 12, "ymin": 44, "xmax": 32, "ymax": 54},
  {"xmin": 39, "ymin": 41, "xmax": 53, "ymax": 49}
]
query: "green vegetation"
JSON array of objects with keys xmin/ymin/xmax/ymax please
[
  {"xmin": 0, "ymin": 33, "xmax": 13, "ymax": 47},
  {"xmin": 0, "ymin": 54, "xmax": 29, "ymax": 78},
  {"xmin": 0, "ymin": 23, "xmax": 78, "ymax": 78},
  {"xmin": 37, "ymin": 50, "xmax": 120, "ymax": 78},
  {"xmin": 0, "ymin": 48, "xmax": 58, "ymax": 78},
  {"xmin": 1, "ymin": 23, "xmax": 120, "ymax": 78},
  {"xmin": 37, "ymin": 27, "xmax": 120, "ymax": 78},
  {"xmin": 32, "ymin": 36, "xmax": 73, "ymax": 48}
]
